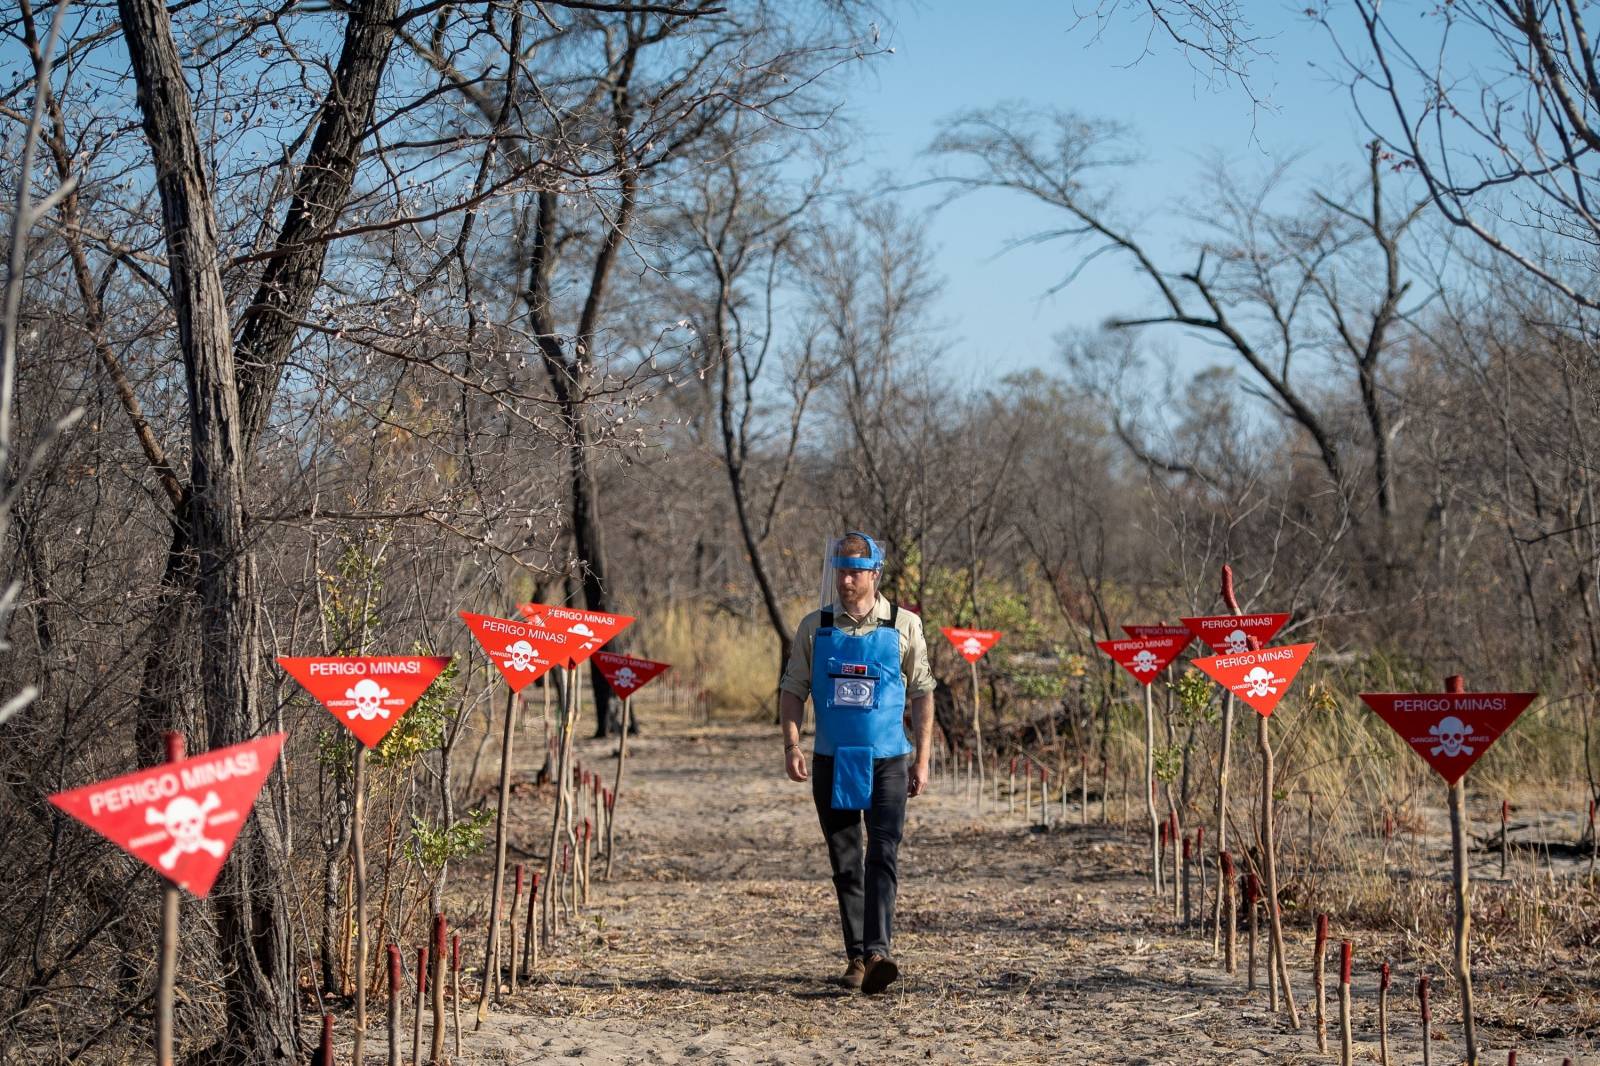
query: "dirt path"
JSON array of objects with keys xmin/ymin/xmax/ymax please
[{"xmin": 438, "ymin": 714, "xmax": 1592, "ymax": 1065}]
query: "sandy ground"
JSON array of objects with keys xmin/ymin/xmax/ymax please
[{"xmin": 371, "ymin": 713, "xmax": 1596, "ymax": 1066}]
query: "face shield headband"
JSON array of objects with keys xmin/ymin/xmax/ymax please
[{"xmin": 829, "ymin": 531, "xmax": 884, "ymax": 572}]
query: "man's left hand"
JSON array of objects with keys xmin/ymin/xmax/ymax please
[{"xmin": 908, "ymin": 757, "xmax": 930, "ymax": 797}]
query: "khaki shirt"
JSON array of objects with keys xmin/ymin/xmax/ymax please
[{"xmin": 779, "ymin": 595, "xmax": 936, "ymax": 703}]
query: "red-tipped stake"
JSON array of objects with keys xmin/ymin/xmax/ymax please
[
  {"xmin": 525, "ymin": 872, "xmax": 541, "ymax": 975},
  {"xmin": 413, "ymin": 945, "xmax": 427, "ymax": 1066},
  {"xmin": 1420, "ymin": 975, "xmax": 1432, "ymax": 1066},
  {"xmin": 450, "ymin": 933, "xmax": 462, "ymax": 1060},
  {"xmin": 1378, "ymin": 961, "xmax": 1392, "ymax": 1066},
  {"xmin": 1338, "ymin": 941, "xmax": 1353, "ymax": 1066},
  {"xmin": 317, "ymin": 1014, "xmax": 333, "ymax": 1066},
  {"xmin": 1220, "ymin": 850, "xmax": 1237, "ymax": 974},
  {"xmin": 1314, "ymin": 913, "xmax": 1330, "ymax": 1052},
  {"xmin": 1024, "ymin": 760, "xmax": 1033, "ymax": 824},
  {"xmin": 1507, "ymin": 1053, "xmax": 1516, "ymax": 1066},
  {"xmin": 509, "ymin": 864, "xmax": 524, "ymax": 995},
  {"xmin": 430, "ymin": 914, "xmax": 446, "ymax": 1064},
  {"xmin": 1195, "ymin": 827, "xmax": 1207, "ymax": 937},
  {"xmin": 387, "ymin": 944, "xmax": 402, "ymax": 1066},
  {"xmin": 1245, "ymin": 873, "xmax": 1260, "ymax": 993}
]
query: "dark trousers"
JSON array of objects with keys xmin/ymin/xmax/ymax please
[{"xmin": 811, "ymin": 753, "xmax": 908, "ymax": 960}]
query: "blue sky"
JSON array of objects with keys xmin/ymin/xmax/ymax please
[{"xmin": 840, "ymin": 2, "xmax": 1384, "ymax": 384}]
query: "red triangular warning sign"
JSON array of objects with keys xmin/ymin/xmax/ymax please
[
  {"xmin": 942, "ymin": 627, "xmax": 1002, "ymax": 663},
  {"xmin": 1181, "ymin": 612, "xmax": 1290, "ymax": 655},
  {"xmin": 459, "ymin": 611, "xmax": 563, "ymax": 691},
  {"xmin": 593, "ymin": 652, "xmax": 670, "ymax": 700},
  {"xmin": 277, "ymin": 656, "xmax": 452, "ymax": 749},
  {"xmin": 1360, "ymin": 691, "xmax": 1537, "ymax": 785},
  {"xmin": 1096, "ymin": 636, "xmax": 1189, "ymax": 686},
  {"xmin": 1192, "ymin": 642, "xmax": 1316, "ymax": 717},
  {"xmin": 49, "ymin": 734, "xmax": 285, "ymax": 899},
  {"xmin": 1122, "ymin": 623, "xmax": 1193, "ymax": 645},
  {"xmin": 516, "ymin": 603, "xmax": 635, "ymax": 669}
]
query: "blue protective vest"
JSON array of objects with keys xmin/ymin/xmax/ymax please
[{"xmin": 811, "ymin": 604, "xmax": 911, "ymax": 807}]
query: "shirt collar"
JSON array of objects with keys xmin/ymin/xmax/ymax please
[{"xmin": 834, "ymin": 594, "xmax": 888, "ymax": 627}]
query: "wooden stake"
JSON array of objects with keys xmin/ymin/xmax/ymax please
[
  {"xmin": 413, "ymin": 944, "xmax": 427, "ymax": 1066},
  {"xmin": 156, "ymin": 732, "xmax": 183, "ymax": 1066},
  {"xmin": 1195, "ymin": 827, "xmax": 1206, "ymax": 935},
  {"xmin": 1258, "ymin": 711, "xmax": 1300, "ymax": 1026},
  {"xmin": 1587, "ymin": 799, "xmax": 1595, "ymax": 883},
  {"xmin": 1079, "ymin": 752, "xmax": 1088, "ymax": 827},
  {"xmin": 387, "ymin": 943, "xmax": 402, "ymax": 1066},
  {"xmin": 353, "ymin": 743, "xmax": 370, "ymax": 1064},
  {"xmin": 1041, "ymin": 768, "xmax": 1051, "ymax": 829},
  {"xmin": 1500, "ymin": 800, "xmax": 1509, "ymax": 880},
  {"xmin": 1008, "ymin": 758, "xmax": 1017, "ymax": 814},
  {"xmin": 476, "ymin": 687, "xmax": 518, "ymax": 1027},
  {"xmin": 1170, "ymin": 810, "xmax": 1181, "ymax": 921},
  {"xmin": 508, "ymin": 864, "xmax": 523, "ymax": 995},
  {"xmin": 1181, "ymin": 835, "xmax": 1193, "ymax": 927},
  {"xmin": 1338, "ymin": 940, "xmax": 1353, "ymax": 1066},
  {"xmin": 319, "ymin": 1014, "xmax": 333, "ymax": 1066},
  {"xmin": 1378, "ymin": 960, "xmax": 1391, "ymax": 1066},
  {"xmin": 429, "ymin": 914, "xmax": 446, "ymax": 1064},
  {"xmin": 1445, "ymin": 676, "xmax": 1477, "ymax": 1065},
  {"xmin": 1220, "ymin": 849, "xmax": 1236, "ymax": 973},
  {"xmin": 580, "ymin": 820, "xmax": 591, "ymax": 906},
  {"xmin": 1025, "ymin": 761, "xmax": 1033, "ymax": 823},
  {"xmin": 1212, "ymin": 564, "xmax": 1242, "ymax": 954},
  {"xmin": 521, "ymin": 871, "xmax": 540, "ymax": 979},
  {"xmin": 1144, "ymin": 683, "xmax": 1161, "ymax": 895},
  {"xmin": 969, "ymin": 659, "xmax": 985, "ymax": 812},
  {"xmin": 1315, "ymin": 913, "xmax": 1329, "ymax": 1052},
  {"xmin": 450, "ymin": 933, "xmax": 461, "ymax": 1061},
  {"xmin": 1245, "ymin": 873, "xmax": 1259, "ymax": 993},
  {"xmin": 1420, "ymin": 975, "xmax": 1432, "ymax": 1066}
]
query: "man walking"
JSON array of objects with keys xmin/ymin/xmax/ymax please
[{"xmin": 779, "ymin": 531, "xmax": 936, "ymax": 994}]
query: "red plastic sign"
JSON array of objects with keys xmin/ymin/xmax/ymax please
[
  {"xmin": 459, "ymin": 611, "xmax": 563, "ymax": 691},
  {"xmin": 942, "ymin": 627, "xmax": 1002, "ymax": 663},
  {"xmin": 1192, "ymin": 642, "xmax": 1315, "ymax": 717},
  {"xmin": 1181, "ymin": 612, "xmax": 1291, "ymax": 655},
  {"xmin": 1360, "ymin": 691, "xmax": 1537, "ymax": 785},
  {"xmin": 516, "ymin": 603, "xmax": 635, "ymax": 668},
  {"xmin": 1122, "ymin": 624, "xmax": 1193, "ymax": 644},
  {"xmin": 593, "ymin": 652, "xmax": 670, "ymax": 700},
  {"xmin": 49, "ymin": 734, "xmax": 285, "ymax": 898},
  {"xmin": 1096, "ymin": 636, "xmax": 1189, "ymax": 685},
  {"xmin": 278, "ymin": 656, "xmax": 452, "ymax": 748}
]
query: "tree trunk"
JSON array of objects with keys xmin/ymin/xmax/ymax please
[{"xmin": 116, "ymin": 0, "xmax": 296, "ymax": 1052}]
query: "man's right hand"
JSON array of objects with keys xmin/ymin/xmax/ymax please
[{"xmin": 785, "ymin": 746, "xmax": 808, "ymax": 782}]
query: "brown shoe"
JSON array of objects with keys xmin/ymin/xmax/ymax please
[
  {"xmin": 860, "ymin": 954, "xmax": 899, "ymax": 994},
  {"xmin": 836, "ymin": 957, "xmax": 866, "ymax": 990}
]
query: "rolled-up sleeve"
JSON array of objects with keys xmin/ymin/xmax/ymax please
[
  {"xmin": 902, "ymin": 613, "xmax": 936, "ymax": 695},
  {"xmin": 779, "ymin": 611, "xmax": 819, "ymax": 701}
]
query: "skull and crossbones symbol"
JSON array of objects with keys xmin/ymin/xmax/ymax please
[
  {"xmin": 504, "ymin": 640, "xmax": 537, "ymax": 671},
  {"xmin": 1429, "ymin": 716, "xmax": 1474, "ymax": 758},
  {"xmin": 961, "ymin": 637, "xmax": 983, "ymax": 657},
  {"xmin": 344, "ymin": 678, "xmax": 391, "ymax": 721},
  {"xmin": 614, "ymin": 666, "xmax": 637, "ymax": 689},
  {"xmin": 1221, "ymin": 629, "xmax": 1250, "ymax": 654},
  {"xmin": 1235, "ymin": 666, "xmax": 1280, "ymax": 699},
  {"xmin": 147, "ymin": 792, "xmax": 225, "ymax": 869},
  {"xmin": 1131, "ymin": 650, "xmax": 1159, "ymax": 673},
  {"xmin": 568, "ymin": 622, "xmax": 599, "ymax": 651}
]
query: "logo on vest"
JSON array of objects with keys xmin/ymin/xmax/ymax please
[{"xmin": 834, "ymin": 678, "xmax": 876, "ymax": 706}]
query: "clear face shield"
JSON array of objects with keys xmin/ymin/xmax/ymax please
[{"xmin": 818, "ymin": 531, "xmax": 885, "ymax": 609}]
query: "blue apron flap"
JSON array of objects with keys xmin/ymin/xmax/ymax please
[{"xmin": 831, "ymin": 746, "xmax": 874, "ymax": 810}]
